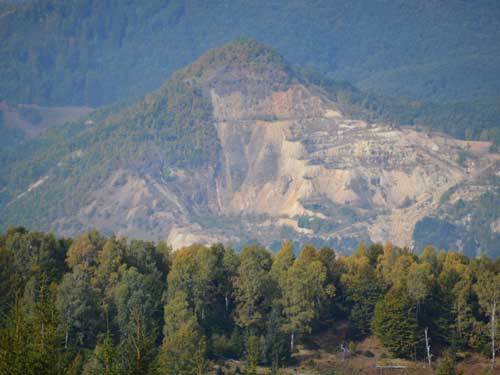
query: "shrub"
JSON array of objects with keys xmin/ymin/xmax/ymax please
[
  {"xmin": 305, "ymin": 359, "xmax": 316, "ymax": 369},
  {"xmin": 348, "ymin": 341, "xmax": 357, "ymax": 355},
  {"xmin": 436, "ymin": 351, "xmax": 462, "ymax": 375}
]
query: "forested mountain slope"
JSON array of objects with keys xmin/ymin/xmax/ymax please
[
  {"xmin": 1, "ymin": 0, "xmax": 500, "ymax": 107},
  {"xmin": 1, "ymin": 40, "xmax": 499, "ymax": 257}
]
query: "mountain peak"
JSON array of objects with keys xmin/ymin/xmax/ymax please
[{"xmin": 178, "ymin": 38, "xmax": 291, "ymax": 81}]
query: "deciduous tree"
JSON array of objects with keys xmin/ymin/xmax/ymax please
[{"xmin": 474, "ymin": 270, "xmax": 500, "ymax": 369}]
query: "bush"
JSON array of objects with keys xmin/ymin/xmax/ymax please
[
  {"xmin": 305, "ymin": 359, "xmax": 316, "ymax": 369},
  {"xmin": 436, "ymin": 351, "xmax": 462, "ymax": 375},
  {"xmin": 348, "ymin": 342, "xmax": 357, "ymax": 356}
]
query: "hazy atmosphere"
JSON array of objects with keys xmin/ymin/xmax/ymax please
[{"xmin": 0, "ymin": 1, "xmax": 499, "ymax": 374}]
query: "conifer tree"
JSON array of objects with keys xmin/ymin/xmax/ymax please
[
  {"xmin": 0, "ymin": 295, "xmax": 36, "ymax": 375},
  {"xmin": 341, "ymin": 255, "xmax": 385, "ymax": 339},
  {"xmin": 372, "ymin": 288, "xmax": 422, "ymax": 359}
]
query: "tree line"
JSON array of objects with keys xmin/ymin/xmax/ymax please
[{"xmin": 0, "ymin": 227, "xmax": 499, "ymax": 374}]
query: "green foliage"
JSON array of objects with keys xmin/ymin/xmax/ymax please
[
  {"xmin": 347, "ymin": 342, "xmax": 357, "ymax": 356},
  {"xmin": 372, "ymin": 288, "xmax": 422, "ymax": 359},
  {"xmin": 210, "ymin": 333, "xmax": 234, "ymax": 359},
  {"xmin": 57, "ymin": 268, "xmax": 103, "ymax": 348},
  {"xmin": 245, "ymin": 335, "xmax": 260, "ymax": 375},
  {"xmin": 279, "ymin": 247, "xmax": 330, "ymax": 350},
  {"xmin": 159, "ymin": 320, "xmax": 207, "ymax": 375},
  {"xmin": 233, "ymin": 244, "xmax": 274, "ymax": 331},
  {"xmin": 436, "ymin": 351, "xmax": 463, "ymax": 375},
  {"xmin": 340, "ymin": 254, "xmax": 386, "ymax": 340},
  {"xmin": 0, "ymin": 226, "xmax": 69, "ymax": 285},
  {"xmin": 261, "ymin": 309, "xmax": 290, "ymax": 367},
  {"xmin": 0, "ymin": 246, "xmax": 19, "ymax": 316},
  {"xmin": 163, "ymin": 291, "xmax": 193, "ymax": 339},
  {"xmin": 0, "ymin": 281, "xmax": 68, "ymax": 375},
  {"xmin": 166, "ymin": 244, "xmax": 233, "ymax": 332},
  {"xmin": 113, "ymin": 266, "xmax": 163, "ymax": 338},
  {"xmin": 473, "ymin": 269, "xmax": 500, "ymax": 367},
  {"xmin": 82, "ymin": 330, "xmax": 121, "ymax": 375},
  {"xmin": 1, "ymin": 228, "xmax": 500, "ymax": 373},
  {"xmin": 2, "ymin": 1, "xmax": 500, "ymax": 107}
]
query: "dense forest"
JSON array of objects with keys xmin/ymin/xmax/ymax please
[
  {"xmin": 2, "ymin": 0, "xmax": 500, "ymax": 106},
  {"xmin": 1, "ymin": 227, "xmax": 499, "ymax": 374}
]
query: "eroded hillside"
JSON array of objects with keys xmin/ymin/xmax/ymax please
[{"xmin": 1, "ymin": 40, "xmax": 498, "ymax": 255}]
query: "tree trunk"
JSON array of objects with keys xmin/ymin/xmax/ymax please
[
  {"xmin": 290, "ymin": 332, "xmax": 294, "ymax": 353},
  {"xmin": 41, "ymin": 322, "xmax": 45, "ymax": 350},
  {"xmin": 492, "ymin": 300, "xmax": 497, "ymax": 369},
  {"xmin": 424, "ymin": 327, "xmax": 431, "ymax": 367}
]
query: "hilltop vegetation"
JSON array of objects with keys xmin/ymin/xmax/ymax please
[{"xmin": 1, "ymin": 227, "xmax": 499, "ymax": 374}]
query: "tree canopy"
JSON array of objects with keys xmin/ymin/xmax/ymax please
[{"xmin": 1, "ymin": 228, "xmax": 500, "ymax": 373}]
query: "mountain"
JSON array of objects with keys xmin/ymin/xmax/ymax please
[
  {"xmin": 1, "ymin": 0, "xmax": 500, "ymax": 107},
  {"xmin": 2, "ymin": 0, "xmax": 500, "ymax": 150},
  {"xmin": 1, "ymin": 39, "xmax": 499, "ymax": 257}
]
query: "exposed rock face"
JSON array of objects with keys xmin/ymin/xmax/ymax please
[
  {"xmin": 2, "ymin": 41, "xmax": 499, "ymax": 254},
  {"xmin": 204, "ymin": 77, "xmax": 498, "ymax": 251}
]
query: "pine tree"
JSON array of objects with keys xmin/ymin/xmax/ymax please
[
  {"xmin": 31, "ymin": 280, "xmax": 67, "ymax": 375},
  {"xmin": 0, "ymin": 277, "xmax": 68, "ymax": 375},
  {"xmin": 372, "ymin": 288, "xmax": 422, "ymax": 359},
  {"xmin": 340, "ymin": 255, "xmax": 385, "ymax": 339}
]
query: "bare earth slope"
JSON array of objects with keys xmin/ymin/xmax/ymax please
[{"xmin": 1, "ymin": 40, "xmax": 499, "ymax": 255}]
